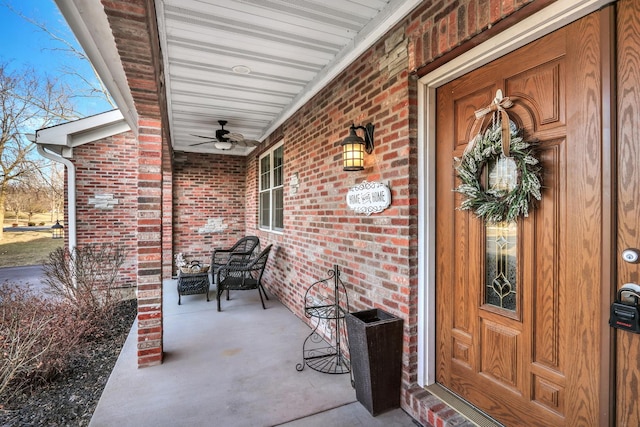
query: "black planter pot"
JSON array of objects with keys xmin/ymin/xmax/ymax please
[{"xmin": 345, "ymin": 308, "xmax": 403, "ymax": 416}]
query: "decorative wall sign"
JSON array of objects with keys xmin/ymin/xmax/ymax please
[
  {"xmin": 88, "ymin": 194, "xmax": 119, "ymax": 210},
  {"xmin": 198, "ymin": 218, "xmax": 228, "ymax": 233},
  {"xmin": 289, "ymin": 172, "xmax": 299, "ymax": 195},
  {"xmin": 346, "ymin": 181, "xmax": 391, "ymax": 215}
]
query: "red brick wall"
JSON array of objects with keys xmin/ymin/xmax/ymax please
[
  {"xmin": 172, "ymin": 152, "xmax": 248, "ymax": 272},
  {"xmin": 259, "ymin": 60, "xmax": 414, "ymax": 312},
  {"xmin": 408, "ymin": 0, "xmax": 538, "ymax": 69},
  {"xmin": 73, "ymin": 131, "xmax": 138, "ymax": 288}
]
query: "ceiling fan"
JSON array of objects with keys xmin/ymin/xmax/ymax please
[{"xmin": 190, "ymin": 120, "xmax": 260, "ymax": 150}]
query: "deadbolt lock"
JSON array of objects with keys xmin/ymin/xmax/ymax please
[{"xmin": 622, "ymin": 249, "xmax": 640, "ymax": 264}]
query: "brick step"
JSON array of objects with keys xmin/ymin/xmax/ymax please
[{"xmin": 407, "ymin": 385, "xmax": 503, "ymax": 427}]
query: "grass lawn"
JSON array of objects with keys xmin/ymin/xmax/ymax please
[
  {"xmin": 3, "ymin": 212, "xmax": 63, "ymax": 228},
  {"xmin": 0, "ymin": 231, "xmax": 64, "ymax": 267}
]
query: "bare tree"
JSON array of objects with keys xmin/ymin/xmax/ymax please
[
  {"xmin": 4, "ymin": 163, "xmax": 62, "ymax": 226},
  {"xmin": 0, "ymin": 63, "xmax": 78, "ymax": 239},
  {"xmin": 0, "ymin": 3, "xmax": 114, "ymax": 239},
  {"xmin": 38, "ymin": 161, "xmax": 64, "ymax": 222},
  {"xmin": 23, "ymin": 179, "xmax": 50, "ymax": 224},
  {"xmin": 3, "ymin": 2, "xmax": 116, "ymax": 109},
  {"xmin": 4, "ymin": 182, "xmax": 26, "ymax": 225},
  {"xmin": 5, "ymin": 187, "xmax": 21, "ymax": 225}
]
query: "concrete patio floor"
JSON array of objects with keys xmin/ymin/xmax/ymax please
[{"xmin": 89, "ymin": 278, "xmax": 423, "ymax": 427}]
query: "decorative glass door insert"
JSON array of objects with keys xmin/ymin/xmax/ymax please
[
  {"xmin": 485, "ymin": 221, "xmax": 517, "ymax": 311},
  {"xmin": 484, "ymin": 157, "xmax": 518, "ymax": 311}
]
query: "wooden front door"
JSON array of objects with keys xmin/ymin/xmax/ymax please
[
  {"xmin": 435, "ymin": 11, "xmax": 611, "ymax": 427},
  {"xmin": 615, "ymin": 1, "xmax": 640, "ymax": 425}
]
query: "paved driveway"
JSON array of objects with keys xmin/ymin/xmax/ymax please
[
  {"xmin": 0, "ymin": 265, "xmax": 49, "ymax": 293},
  {"xmin": 1, "ymin": 227, "xmax": 56, "ymax": 292},
  {"xmin": 3, "ymin": 226, "xmax": 52, "ymax": 232}
]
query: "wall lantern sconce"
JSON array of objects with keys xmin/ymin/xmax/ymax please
[
  {"xmin": 51, "ymin": 220, "xmax": 64, "ymax": 239},
  {"xmin": 340, "ymin": 123, "xmax": 375, "ymax": 171}
]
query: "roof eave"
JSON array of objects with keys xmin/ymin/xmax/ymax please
[
  {"xmin": 35, "ymin": 110, "xmax": 130, "ymax": 148},
  {"xmin": 54, "ymin": 0, "xmax": 138, "ymax": 134}
]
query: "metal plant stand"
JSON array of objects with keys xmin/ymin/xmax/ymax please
[{"xmin": 296, "ymin": 265, "xmax": 350, "ymax": 374}]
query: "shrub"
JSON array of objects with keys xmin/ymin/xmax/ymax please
[
  {"xmin": 0, "ymin": 244, "xmax": 129, "ymax": 404},
  {"xmin": 0, "ymin": 285, "xmax": 52, "ymax": 398},
  {"xmin": 11, "ymin": 223, "xmax": 18, "ymax": 227},
  {"xmin": 38, "ymin": 222, "xmax": 45, "ymax": 226},
  {"xmin": 42, "ymin": 243, "xmax": 127, "ymax": 329},
  {"xmin": 0, "ymin": 284, "xmax": 91, "ymax": 401},
  {"xmin": 27, "ymin": 222, "xmax": 35, "ymax": 227}
]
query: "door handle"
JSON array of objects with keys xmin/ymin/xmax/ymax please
[{"xmin": 619, "ymin": 283, "xmax": 640, "ymax": 303}]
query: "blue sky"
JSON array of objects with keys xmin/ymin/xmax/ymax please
[{"xmin": 0, "ymin": 0, "xmax": 113, "ymax": 117}]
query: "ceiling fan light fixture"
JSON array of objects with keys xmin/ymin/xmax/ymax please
[
  {"xmin": 232, "ymin": 65, "xmax": 251, "ymax": 74},
  {"xmin": 214, "ymin": 141, "xmax": 233, "ymax": 150}
]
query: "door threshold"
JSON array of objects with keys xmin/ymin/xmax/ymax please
[{"xmin": 425, "ymin": 384, "xmax": 504, "ymax": 427}]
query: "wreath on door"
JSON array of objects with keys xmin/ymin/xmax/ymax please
[{"xmin": 454, "ymin": 90, "xmax": 542, "ymax": 223}]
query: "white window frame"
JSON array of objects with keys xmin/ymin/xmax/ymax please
[{"xmin": 259, "ymin": 141, "xmax": 284, "ymax": 233}]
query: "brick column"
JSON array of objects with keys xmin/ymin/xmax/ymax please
[{"xmin": 136, "ymin": 117, "xmax": 163, "ymax": 367}]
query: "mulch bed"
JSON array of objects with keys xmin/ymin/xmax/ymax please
[{"xmin": 0, "ymin": 299, "xmax": 137, "ymax": 427}]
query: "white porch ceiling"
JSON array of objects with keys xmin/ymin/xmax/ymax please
[{"xmin": 156, "ymin": 0, "xmax": 422, "ymax": 155}]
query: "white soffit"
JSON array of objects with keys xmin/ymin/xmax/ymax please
[
  {"xmin": 56, "ymin": 0, "xmax": 423, "ymax": 154},
  {"xmin": 156, "ymin": 0, "xmax": 423, "ymax": 154}
]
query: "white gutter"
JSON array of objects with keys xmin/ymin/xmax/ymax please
[{"xmin": 36, "ymin": 145, "xmax": 77, "ymax": 252}]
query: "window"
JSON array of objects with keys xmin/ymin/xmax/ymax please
[{"xmin": 259, "ymin": 142, "xmax": 284, "ymax": 232}]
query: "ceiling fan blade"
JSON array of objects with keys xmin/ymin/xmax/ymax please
[
  {"xmin": 226, "ymin": 132, "xmax": 260, "ymax": 146},
  {"xmin": 238, "ymin": 139, "xmax": 260, "ymax": 146},
  {"xmin": 225, "ymin": 132, "xmax": 245, "ymax": 142},
  {"xmin": 188, "ymin": 122, "xmax": 258, "ymax": 149},
  {"xmin": 190, "ymin": 133, "xmax": 218, "ymax": 139}
]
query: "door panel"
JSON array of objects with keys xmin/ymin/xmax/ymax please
[
  {"xmin": 436, "ymin": 12, "xmax": 607, "ymax": 427},
  {"xmin": 616, "ymin": 0, "xmax": 640, "ymax": 425}
]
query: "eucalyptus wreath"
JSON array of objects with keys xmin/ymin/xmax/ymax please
[{"xmin": 454, "ymin": 122, "xmax": 542, "ymax": 223}]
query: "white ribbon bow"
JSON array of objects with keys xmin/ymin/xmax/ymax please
[{"xmin": 465, "ymin": 89, "xmax": 514, "ymax": 157}]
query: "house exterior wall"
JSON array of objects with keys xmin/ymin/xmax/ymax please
[
  {"xmin": 72, "ymin": 131, "xmax": 138, "ymax": 289},
  {"xmin": 172, "ymin": 152, "xmax": 247, "ymax": 271},
  {"xmin": 255, "ymin": 44, "xmax": 416, "ymax": 314}
]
